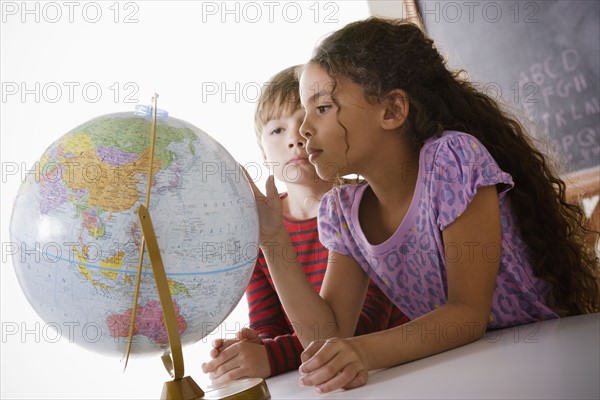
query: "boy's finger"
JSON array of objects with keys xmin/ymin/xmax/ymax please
[
  {"xmin": 236, "ymin": 327, "xmax": 260, "ymax": 342},
  {"xmin": 212, "ymin": 338, "xmax": 226, "ymax": 349},
  {"xmin": 209, "ymin": 347, "xmax": 220, "ymax": 359},
  {"xmin": 201, "ymin": 361, "xmax": 213, "ymax": 373},
  {"xmin": 220, "ymin": 338, "xmax": 239, "ymax": 349},
  {"xmin": 203, "ymin": 342, "xmax": 239, "ymax": 373}
]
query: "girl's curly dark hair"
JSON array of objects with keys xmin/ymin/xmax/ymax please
[{"xmin": 310, "ymin": 17, "xmax": 599, "ymax": 315}]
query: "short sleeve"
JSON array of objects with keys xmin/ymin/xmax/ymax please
[
  {"xmin": 317, "ymin": 188, "xmax": 352, "ymax": 256},
  {"xmin": 429, "ymin": 134, "xmax": 514, "ymax": 230}
]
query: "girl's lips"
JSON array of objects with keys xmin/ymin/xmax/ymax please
[{"xmin": 308, "ymin": 150, "xmax": 322, "ymax": 163}]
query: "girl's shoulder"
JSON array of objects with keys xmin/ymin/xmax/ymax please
[
  {"xmin": 423, "ymin": 130, "xmax": 484, "ymax": 152},
  {"xmin": 421, "ymin": 130, "xmax": 496, "ymax": 167},
  {"xmin": 320, "ymin": 182, "xmax": 369, "ymax": 219},
  {"xmin": 325, "ymin": 181, "xmax": 368, "ymax": 202}
]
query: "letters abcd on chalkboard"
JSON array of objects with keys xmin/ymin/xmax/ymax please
[{"xmin": 420, "ymin": 0, "xmax": 599, "ymax": 174}]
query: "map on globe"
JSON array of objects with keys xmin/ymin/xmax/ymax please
[{"xmin": 10, "ymin": 111, "xmax": 259, "ymax": 356}]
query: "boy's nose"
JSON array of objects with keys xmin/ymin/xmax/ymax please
[{"xmin": 288, "ymin": 139, "xmax": 305, "ymax": 149}]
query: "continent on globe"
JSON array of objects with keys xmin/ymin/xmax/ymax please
[
  {"xmin": 10, "ymin": 109, "xmax": 259, "ymax": 356},
  {"xmin": 107, "ymin": 299, "xmax": 187, "ymax": 345}
]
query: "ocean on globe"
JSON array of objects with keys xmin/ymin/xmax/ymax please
[{"xmin": 9, "ymin": 108, "xmax": 259, "ymax": 356}]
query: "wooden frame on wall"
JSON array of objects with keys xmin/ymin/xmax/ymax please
[
  {"xmin": 366, "ymin": 0, "xmax": 423, "ymax": 27},
  {"xmin": 565, "ymin": 166, "xmax": 600, "ymax": 246}
]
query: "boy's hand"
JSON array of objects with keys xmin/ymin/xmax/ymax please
[
  {"xmin": 242, "ymin": 168, "xmax": 285, "ymax": 244},
  {"xmin": 201, "ymin": 328, "xmax": 270, "ymax": 385},
  {"xmin": 208, "ymin": 327, "xmax": 262, "ymax": 357}
]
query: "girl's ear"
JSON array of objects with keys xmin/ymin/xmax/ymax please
[{"xmin": 381, "ymin": 89, "xmax": 409, "ymax": 130}]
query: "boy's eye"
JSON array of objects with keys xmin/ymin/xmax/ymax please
[
  {"xmin": 316, "ymin": 105, "xmax": 330, "ymax": 114},
  {"xmin": 271, "ymin": 128, "xmax": 283, "ymax": 135}
]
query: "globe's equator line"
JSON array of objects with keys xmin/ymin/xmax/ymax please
[{"xmin": 9, "ymin": 235, "xmax": 254, "ymax": 277}]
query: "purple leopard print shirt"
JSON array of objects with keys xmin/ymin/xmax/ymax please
[{"xmin": 318, "ymin": 131, "xmax": 558, "ymax": 329}]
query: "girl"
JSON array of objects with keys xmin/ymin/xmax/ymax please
[
  {"xmin": 248, "ymin": 17, "xmax": 599, "ymax": 393},
  {"xmin": 202, "ymin": 66, "xmax": 407, "ymax": 384}
]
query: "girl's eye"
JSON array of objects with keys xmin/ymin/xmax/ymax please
[
  {"xmin": 316, "ymin": 105, "xmax": 330, "ymax": 114},
  {"xmin": 271, "ymin": 128, "xmax": 283, "ymax": 135}
]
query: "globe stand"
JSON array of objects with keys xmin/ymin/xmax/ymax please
[
  {"xmin": 125, "ymin": 96, "xmax": 269, "ymax": 400},
  {"xmin": 162, "ymin": 377, "xmax": 270, "ymax": 400},
  {"xmin": 138, "ymin": 205, "xmax": 271, "ymax": 400},
  {"xmin": 161, "ymin": 376, "xmax": 205, "ymax": 399}
]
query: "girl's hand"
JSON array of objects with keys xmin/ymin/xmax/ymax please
[
  {"xmin": 298, "ymin": 338, "xmax": 369, "ymax": 393},
  {"xmin": 242, "ymin": 168, "xmax": 285, "ymax": 244},
  {"xmin": 201, "ymin": 328, "xmax": 269, "ymax": 385}
]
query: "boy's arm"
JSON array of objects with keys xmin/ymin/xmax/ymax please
[
  {"xmin": 246, "ymin": 257, "xmax": 290, "ymax": 339},
  {"xmin": 248, "ymin": 241, "xmax": 336, "ymax": 376},
  {"xmin": 355, "ymin": 282, "xmax": 409, "ymax": 335},
  {"xmin": 260, "ymin": 333, "xmax": 304, "ymax": 376},
  {"xmin": 203, "ymin": 259, "xmax": 296, "ymax": 383},
  {"xmin": 246, "ymin": 257, "xmax": 305, "ymax": 376}
]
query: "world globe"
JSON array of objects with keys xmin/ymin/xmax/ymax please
[{"xmin": 9, "ymin": 107, "xmax": 259, "ymax": 357}]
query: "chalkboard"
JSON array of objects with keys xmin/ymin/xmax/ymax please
[{"xmin": 418, "ymin": 0, "xmax": 599, "ymax": 173}]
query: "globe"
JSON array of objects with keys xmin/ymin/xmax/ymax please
[{"xmin": 9, "ymin": 108, "xmax": 259, "ymax": 357}]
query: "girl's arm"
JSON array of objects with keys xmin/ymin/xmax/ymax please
[
  {"xmin": 260, "ymin": 227, "xmax": 369, "ymax": 347},
  {"xmin": 299, "ymin": 185, "xmax": 502, "ymax": 392},
  {"xmin": 246, "ymin": 174, "xmax": 369, "ymax": 347}
]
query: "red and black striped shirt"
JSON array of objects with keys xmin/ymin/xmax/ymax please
[{"xmin": 246, "ymin": 214, "xmax": 409, "ymax": 377}]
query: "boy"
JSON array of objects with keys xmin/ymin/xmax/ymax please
[{"xmin": 201, "ymin": 66, "xmax": 408, "ymax": 384}]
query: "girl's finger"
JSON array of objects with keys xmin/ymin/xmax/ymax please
[
  {"xmin": 265, "ymin": 175, "xmax": 279, "ymax": 201},
  {"xmin": 241, "ymin": 165, "xmax": 265, "ymax": 199},
  {"xmin": 299, "ymin": 338, "xmax": 340, "ymax": 373},
  {"xmin": 315, "ymin": 363, "xmax": 367, "ymax": 394},
  {"xmin": 300, "ymin": 339, "xmax": 327, "ymax": 365}
]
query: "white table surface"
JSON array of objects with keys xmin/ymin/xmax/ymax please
[{"xmin": 265, "ymin": 313, "xmax": 600, "ymax": 399}]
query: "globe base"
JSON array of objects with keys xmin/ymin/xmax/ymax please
[
  {"xmin": 161, "ymin": 376, "xmax": 204, "ymax": 399},
  {"xmin": 161, "ymin": 376, "xmax": 270, "ymax": 400}
]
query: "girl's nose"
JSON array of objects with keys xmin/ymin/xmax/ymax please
[{"xmin": 300, "ymin": 121, "xmax": 312, "ymax": 139}]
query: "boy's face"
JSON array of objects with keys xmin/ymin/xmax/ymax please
[{"xmin": 260, "ymin": 108, "xmax": 320, "ymax": 185}]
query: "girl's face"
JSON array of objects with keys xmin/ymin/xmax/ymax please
[{"xmin": 299, "ymin": 63, "xmax": 385, "ymax": 180}]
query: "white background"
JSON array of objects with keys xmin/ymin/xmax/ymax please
[{"xmin": 0, "ymin": 1, "xmax": 372, "ymax": 398}]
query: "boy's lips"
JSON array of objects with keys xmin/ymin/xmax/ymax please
[{"xmin": 286, "ymin": 157, "xmax": 310, "ymax": 165}]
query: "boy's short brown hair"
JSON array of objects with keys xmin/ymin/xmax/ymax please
[{"xmin": 254, "ymin": 65, "xmax": 303, "ymax": 151}]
